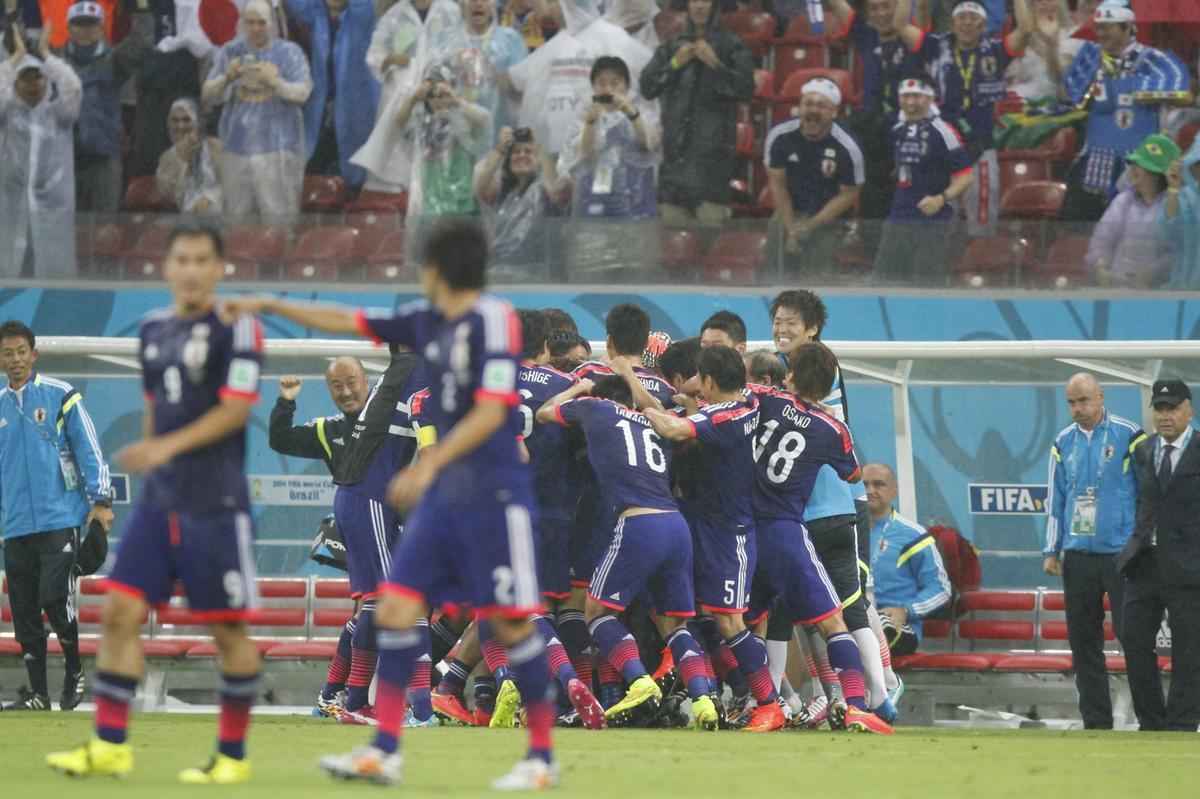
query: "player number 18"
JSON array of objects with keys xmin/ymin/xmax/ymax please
[{"xmin": 752, "ymin": 420, "xmax": 807, "ymax": 483}]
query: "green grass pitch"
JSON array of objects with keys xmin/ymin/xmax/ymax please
[{"xmin": 4, "ymin": 714, "xmax": 1196, "ymax": 798}]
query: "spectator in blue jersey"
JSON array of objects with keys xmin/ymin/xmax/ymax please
[
  {"xmin": 827, "ymin": 0, "xmax": 921, "ymax": 119},
  {"xmin": 895, "ymin": 0, "xmax": 1032, "ymax": 236},
  {"xmin": 765, "ymin": 77, "xmax": 865, "ymax": 277},
  {"xmin": 1060, "ymin": 2, "xmax": 1191, "ymax": 223},
  {"xmin": 284, "ymin": 0, "xmax": 379, "ymax": 190},
  {"xmin": 863, "ymin": 462, "xmax": 951, "ymax": 657},
  {"xmin": 1043, "ymin": 372, "xmax": 1143, "ymax": 729},
  {"xmin": 872, "ymin": 76, "xmax": 973, "ymax": 285},
  {"xmin": 1162, "ymin": 137, "xmax": 1200, "ymax": 289}
]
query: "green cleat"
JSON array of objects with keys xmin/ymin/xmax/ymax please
[
  {"xmin": 489, "ymin": 680, "xmax": 522, "ymax": 729},
  {"xmin": 604, "ymin": 675, "xmax": 663, "ymax": 723},
  {"xmin": 691, "ymin": 695, "xmax": 720, "ymax": 731}
]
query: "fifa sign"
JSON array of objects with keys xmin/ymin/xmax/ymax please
[{"xmin": 968, "ymin": 484, "xmax": 1048, "ymax": 515}]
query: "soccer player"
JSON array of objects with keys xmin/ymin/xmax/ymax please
[
  {"xmin": 46, "ymin": 223, "xmax": 265, "ymax": 783},
  {"xmin": 538, "ymin": 376, "xmax": 721, "ymax": 731},
  {"xmin": 748, "ymin": 342, "xmax": 893, "ymax": 735},
  {"xmin": 698, "ymin": 310, "xmax": 748, "ymax": 354},
  {"xmin": 645, "ymin": 346, "xmax": 784, "ymax": 732},
  {"xmin": 221, "ymin": 219, "xmax": 558, "ymax": 790}
]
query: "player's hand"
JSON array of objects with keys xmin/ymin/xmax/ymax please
[
  {"xmin": 87, "ymin": 503, "xmax": 115, "ymax": 532},
  {"xmin": 608, "ymin": 354, "xmax": 637, "ymax": 377},
  {"xmin": 116, "ymin": 438, "xmax": 175, "ymax": 474},
  {"xmin": 279, "ymin": 375, "xmax": 303, "ymax": 400},
  {"xmin": 882, "ymin": 606, "xmax": 908, "ymax": 629},
  {"xmin": 1042, "ymin": 555, "xmax": 1062, "ymax": 576},
  {"xmin": 219, "ymin": 295, "xmax": 272, "ymax": 323},
  {"xmin": 387, "ymin": 459, "xmax": 437, "ymax": 512},
  {"xmin": 917, "ymin": 194, "xmax": 945, "ymax": 216},
  {"xmin": 575, "ymin": 378, "xmax": 594, "ymax": 395}
]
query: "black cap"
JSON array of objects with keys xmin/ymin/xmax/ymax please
[{"xmin": 1150, "ymin": 379, "xmax": 1192, "ymax": 408}]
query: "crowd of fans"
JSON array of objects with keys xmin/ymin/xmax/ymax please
[{"xmin": 0, "ymin": 0, "xmax": 1198, "ymax": 284}]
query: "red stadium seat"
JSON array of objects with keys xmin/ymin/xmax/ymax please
[
  {"xmin": 226, "ymin": 225, "xmax": 289, "ymax": 264},
  {"xmin": 702, "ymin": 231, "xmax": 768, "ymax": 283},
  {"xmin": 257, "ymin": 579, "xmax": 308, "ymax": 599},
  {"xmin": 1178, "ymin": 121, "xmax": 1200, "ymax": 153},
  {"xmin": 365, "ymin": 229, "xmax": 411, "ymax": 282},
  {"xmin": 660, "ymin": 228, "xmax": 702, "ymax": 274},
  {"xmin": 0, "ymin": 638, "xmax": 25, "ymax": 655},
  {"xmin": 347, "ymin": 213, "xmax": 402, "ymax": 260},
  {"xmin": 771, "ymin": 16, "xmax": 831, "ymax": 92},
  {"xmin": 78, "ymin": 606, "xmax": 147, "ymax": 625},
  {"xmin": 123, "ymin": 175, "xmax": 177, "ymax": 212},
  {"xmin": 958, "ymin": 620, "xmax": 1036, "ymax": 641},
  {"xmin": 735, "ymin": 121, "xmax": 757, "ymax": 159},
  {"xmin": 284, "ymin": 225, "xmax": 362, "ymax": 281},
  {"xmin": 1106, "ymin": 655, "xmax": 1126, "ymax": 673},
  {"xmin": 901, "ymin": 653, "xmax": 992, "ymax": 671},
  {"xmin": 313, "ymin": 609, "xmax": 354, "ymax": 629},
  {"xmin": 653, "ymin": 10, "xmax": 686, "ymax": 44},
  {"xmin": 721, "ymin": 11, "xmax": 776, "ymax": 58},
  {"xmin": 992, "ymin": 654, "xmax": 1073, "ymax": 673},
  {"xmin": 265, "ymin": 642, "xmax": 338, "ymax": 659},
  {"xmin": 315, "ymin": 579, "xmax": 352, "ymax": 599},
  {"xmin": 301, "ymin": 175, "xmax": 347, "ymax": 213},
  {"xmin": 1028, "ymin": 234, "xmax": 1092, "ymax": 287},
  {"xmin": 186, "ymin": 640, "xmax": 282, "ymax": 658},
  {"xmin": 1000, "ymin": 180, "xmax": 1067, "ymax": 219},
  {"xmin": 752, "ymin": 68, "xmax": 774, "ymax": 104},
  {"xmin": 122, "ymin": 226, "xmax": 174, "ymax": 279},
  {"xmin": 923, "ymin": 620, "xmax": 952, "ymax": 639},
  {"xmin": 952, "ymin": 236, "xmax": 1028, "ymax": 286},
  {"xmin": 346, "ymin": 189, "xmax": 408, "ymax": 216},
  {"xmin": 959, "ymin": 591, "xmax": 1037, "ymax": 612},
  {"xmin": 997, "ymin": 157, "xmax": 1051, "ymax": 198},
  {"xmin": 158, "ymin": 607, "xmax": 306, "ymax": 627},
  {"xmin": 1041, "ymin": 620, "xmax": 1069, "ymax": 640},
  {"xmin": 1042, "ymin": 591, "xmax": 1065, "ymax": 611}
]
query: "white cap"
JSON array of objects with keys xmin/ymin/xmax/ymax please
[
  {"xmin": 67, "ymin": 1, "xmax": 105, "ymax": 22},
  {"xmin": 801, "ymin": 78, "xmax": 842, "ymax": 107},
  {"xmin": 14, "ymin": 55, "xmax": 44, "ymax": 74},
  {"xmin": 952, "ymin": 1, "xmax": 988, "ymax": 18},
  {"xmin": 1094, "ymin": 2, "xmax": 1135, "ymax": 24},
  {"xmin": 898, "ymin": 78, "xmax": 935, "ymax": 97}
]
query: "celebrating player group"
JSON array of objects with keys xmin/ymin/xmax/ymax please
[{"xmin": 45, "ymin": 218, "xmax": 897, "ymax": 792}]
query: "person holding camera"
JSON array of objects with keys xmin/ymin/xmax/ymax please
[
  {"xmin": 474, "ymin": 125, "xmax": 567, "ymax": 280},
  {"xmin": 155, "ymin": 97, "xmax": 223, "ymax": 214}
]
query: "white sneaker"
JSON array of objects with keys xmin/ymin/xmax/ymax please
[
  {"xmin": 318, "ymin": 746, "xmax": 402, "ymax": 785},
  {"xmin": 491, "ymin": 758, "xmax": 560, "ymax": 791}
]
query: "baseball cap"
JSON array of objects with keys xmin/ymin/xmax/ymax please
[
  {"xmin": 67, "ymin": 1, "xmax": 105, "ymax": 22},
  {"xmin": 1126, "ymin": 133, "xmax": 1180, "ymax": 176},
  {"xmin": 1150, "ymin": 379, "xmax": 1192, "ymax": 408}
]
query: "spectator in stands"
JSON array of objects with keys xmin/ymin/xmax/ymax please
[
  {"xmin": 1060, "ymin": 2, "xmax": 1191, "ymax": 222},
  {"xmin": 872, "ymin": 76, "xmax": 973, "ymax": 284},
  {"xmin": 1086, "ymin": 133, "xmax": 1179, "ymax": 288},
  {"xmin": 57, "ymin": 0, "xmax": 151, "ymax": 214},
  {"xmin": 1043, "ymin": 372, "xmax": 1141, "ymax": 729},
  {"xmin": 452, "ymin": 0, "xmax": 528, "ymax": 137},
  {"xmin": 284, "ymin": 0, "xmax": 379, "ymax": 191},
  {"xmin": 500, "ymin": 0, "xmax": 546, "ymax": 51},
  {"xmin": 863, "ymin": 462, "xmax": 952, "ymax": 657},
  {"xmin": 0, "ymin": 27, "xmax": 81, "ymax": 277},
  {"xmin": 827, "ymin": 0, "xmax": 921, "ymax": 119},
  {"xmin": 1004, "ymin": 0, "xmax": 1081, "ymax": 103},
  {"xmin": 473, "ymin": 125, "xmax": 567, "ymax": 279},
  {"xmin": 606, "ymin": 0, "xmax": 658, "ymax": 49},
  {"xmin": 640, "ymin": 0, "xmax": 755, "ymax": 226},
  {"xmin": 155, "ymin": 98, "xmax": 223, "ymax": 214},
  {"xmin": 895, "ymin": 0, "xmax": 1033, "ymax": 237},
  {"xmin": 699, "ymin": 309, "xmax": 747, "ymax": 353},
  {"xmin": 356, "ymin": 0, "xmax": 461, "ymax": 194},
  {"xmin": 202, "ymin": 0, "xmax": 313, "ymax": 220},
  {"xmin": 745, "ymin": 349, "xmax": 786, "ymax": 387},
  {"xmin": 765, "ymin": 78, "xmax": 864, "ymax": 277},
  {"xmin": 1162, "ymin": 138, "xmax": 1200, "ymax": 289},
  {"xmin": 558, "ymin": 54, "xmax": 660, "ymax": 277},
  {"xmin": 1119, "ymin": 378, "xmax": 1200, "ymax": 732}
]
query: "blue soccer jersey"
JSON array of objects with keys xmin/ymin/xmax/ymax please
[
  {"xmin": 749, "ymin": 387, "xmax": 861, "ymax": 523},
  {"xmin": 916, "ymin": 31, "xmax": 1016, "ymax": 153},
  {"xmin": 572, "ymin": 360, "xmax": 677, "ymax": 408},
  {"xmin": 889, "ymin": 114, "xmax": 974, "ymax": 221},
  {"xmin": 519, "ymin": 361, "xmax": 576, "ymax": 521},
  {"xmin": 355, "ymin": 298, "xmax": 525, "ymax": 482},
  {"xmin": 553, "ymin": 397, "xmax": 676, "ymax": 514},
  {"xmin": 139, "ymin": 308, "xmax": 263, "ymax": 513},
  {"xmin": 684, "ymin": 398, "xmax": 759, "ymax": 530}
]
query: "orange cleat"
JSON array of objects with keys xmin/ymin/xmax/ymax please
[
  {"xmin": 431, "ymin": 692, "xmax": 475, "ymax": 726},
  {"xmin": 742, "ymin": 701, "xmax": 786, "ymax": 732},
  {"xmin": 652, "ymin": 648, "xmax": 675, "ymax": 683},
  {"xmin": 845, "ymin": 706, "xmax": 894, "ymax": 735},
  {"xmin": 473, "ymin": 708, "xmax": 493, "ymax": 727}
]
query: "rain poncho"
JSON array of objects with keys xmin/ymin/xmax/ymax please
[
  {"xmin": 354, "ymin": 0, "xmax": 462, "ymax": 189},
  {"xmin": 1161, "ymin": 138, "xmax": 1200, "ymax": 289},
  {"xmin": 203, "ymin": 0, "xmax": 313, "ymax": 218},
  {"xmin": 476, "ymin": 157, "xmax": 566, "ymax": 279},
  {"xmin": 0, "ymin": 55, "xmax": 81, "ymax": 277},
  {"xmin": 640, "ymin": 2, "xmax": 755, "ymax": 208},
  {"xmin": 1086, "ymin": 186, "xmax": 1172, "ymax": 286},
  {"xmin": 444, "ymin": 18, "xmax": 528, "ymax": 138},
  {"xmin": 508, "ymin": 0, "xmax": 652, "ymax": 155},
  {"xmin": 155, "ymin": 98, "xmax": 224, "ymax": 214},
  {"xmin": 284, "ymin": 0, "xmax": 379, "ymax": 189},
  {"xmin": 604, "ymin": 0, "xmax": 658, "ymax": 50},
  {"xmin": 405, "ymin": 65, "xmax": 491, "ymax": 218}
]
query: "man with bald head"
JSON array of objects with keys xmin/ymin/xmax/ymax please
[
  {"xmin": 269, "ymin": 356, "xmax": 370, "ymax": 470},
  {"xmin": 1045, "ymin": 372, "xmax": 1143, "ymax": 729}
]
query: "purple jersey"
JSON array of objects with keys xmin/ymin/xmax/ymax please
[
  {"xmin": 572, "ymin": 361, "xmax": 677, "ymax": 408},
  {"xmin": 749, "ymin": 387, "xmax": 861, "ymax": 523},
  {"xmin": 553, "ymin": 397, "xmax": 676, "ymax": 514},
  {"xmin": 356, "ymin": 297, "xmax": 524, "ymax": 484},
  {"xmin": 684, "ymin": 398, "xmax": 759, "ymax": 530},
  {"xmin": 518, "ymin": 361, "xmax": 576, "ymax": 521},
  {"xmin": 139, "ymin": 308, "xmax": 263, "ymax": 513},
  {"xmin": 342, "ymin": 371, "xmax": 431, "ymax": 504}
]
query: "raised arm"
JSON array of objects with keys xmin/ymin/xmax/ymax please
[
  {"xmin": 643, "ymin": 407, "xmax": 694, "ymax": 442},
  {"xmin": 223, "ymin": 296, "xmax": 362, "ymax": 335},
  {"xmin": 535, "ymin": 380, "xmax": 593, "ymax": 424},
  {"xmin": 894, "ymin": 0, "xmax": 922, "ymax": 51},
  {"xmin": 1006, "ymin": 0, "xmax": 1033, "ymax": 54}
]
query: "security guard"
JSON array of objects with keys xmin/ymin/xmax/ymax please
[
  {"xmin": 1044, "ymin": 372, "xmax": 1143, "ymax": 729},
  {"xmin": 0, "ymin": 320, "xmax": 112, "ymax": 711}
]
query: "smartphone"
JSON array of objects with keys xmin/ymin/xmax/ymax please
[
  {"xmin": 593, "ymin": 94, "xmax": 614, "ymax": 105},
  {"xmin": 513, "ymin": 127, "xmax": 533, "ymax": 143}
]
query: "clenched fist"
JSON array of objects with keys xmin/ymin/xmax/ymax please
[{"xmin": 279, "ymin": 375, "xmax": 303, "ymax": 401}]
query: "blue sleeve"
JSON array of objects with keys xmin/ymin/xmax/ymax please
[
  {"xmin": 909, "ymin": 542, "xmax": 952, "ymax": 618},
  {"xmin": 470, "ymin": 306, "xmax": 522, "ymax": 407},
  {"xmin": 1064, "ymin": 43, "xmax": 1099, "ymax": 105},
  {"xmin": 1045, "ymin": 439, "xmax": 1067, "ymax": 555},
  {"xmin": 946, "ymin": 129, "xmax": 974, "ymax": 174},
  {"xmin": 283, "ymin": 0, "xmax": 318, "ymax": 24},
  {"xmin": 355, "ymin": 303, "xmax": 428, "ymax": 348},
  {"xmin": 916, "ymin": 31, "xmax": 941, "ymax": 62},
  {"xmin": 686, "ymin": 410, "xmax": 718, "ymax": 444},
  {"xmin": 61, "ymin": 390, "xmax": 111, "ymax": 505},
  {"xmin": 555, "ymin": 397, "xmax": 589, "ymax": 428}
]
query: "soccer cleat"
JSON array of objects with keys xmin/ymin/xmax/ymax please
[
  {"xmin": 791, "ymin": 694, "xmax": 829, "ymax": 730},
  {"xmin": 691, "ymin": 695, "xmax": 720, "ymax": 731},
  {"xmin": 828, "ymin": 699, "xmax": 849, "ymax": 731},
  {"xmin": 178, "ymin": 754, "xmax": 252, "ymax": 784},
  {"xmin": 846, "ymin": 706, "xmax": 895, "ymax": 735},
  {"xmin": 888, "ymin": 676, "xmax": 905, "ymax": 707},
  {"xmin": 60, "ymin": 670, "xmax": 86, "ymax": 712},
  {"xmin": 597, "ymin": 682, "xmax": 623, "ymax": 711},
  {"xmin": 566, "ymin": 678, "xmax": 606, "ymax": 730},
  {"xmin": 313, "ymin": 690, "xmax": 347, "ymax": 719},
  {"xmin": 555, "ymin": 709, "xmax": 581, "ymax": 727},
  {"xmin": 651, "ymin": 647, "xmax": 675, "ymax": 682},
  {"xmin": 490, "ymin": 680, "xmax": 522, "ymax": 729},
  {"xmin": 319, "ymin": 746, "xmax": 402, "ymax": 786},
  {"xmin": 604, "ymin": 675, "xmax": 662, "ymax": 723},
  {"xmin": 432, "ymin": 691, "xmax": 475, "ymax": 726},
  {"xmin": 3, "ymin": 687, "xmax": 51, "ymax": 711},
  {"xmin": 338, "ymin": 705, "xmax": 378, "ymax": 726},
  {"xmin": 742, "ymin": 700, "xmax": 786, "ymax": 732},
  {"xmin": 46, "ymin": 738, "xmax": 134, "ymax": 777},
  {"xmin": 404, "ymin": 706, "xmax": 441, "ymax": 728},
  {"xmin": 473, "ymin": 708, "xmax": 494, "ymax": 727},
  {"xmin": 491, "ymin": 758, "xmax": 560, "ymax": 792},
  {"xmin": 874, "ymin": 698, "xmax": 898, "ymax": 725}
]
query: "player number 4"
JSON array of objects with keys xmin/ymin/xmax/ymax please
[
  {"xmin": 615, "ymin": 419, "xmax": 667, "ymax": 473},
  {"xmin": 752, "ymin": 420, "xmax": 807, "ymax": 484}
]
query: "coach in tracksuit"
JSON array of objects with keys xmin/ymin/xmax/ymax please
[
  {"xmin": 0, "ymin": 320, "xmax": 112, "ymax": 712},
  {"xmin": 1044, "ymin": 372, "xmax": 1142, "ymax": 729}
]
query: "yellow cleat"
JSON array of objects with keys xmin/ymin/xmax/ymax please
[
  {"xmin": 489, "ymin": 680, "xmax": 522, "ymax": 729},
  {"xmin": 691, "ymin": 695, "xmax": 719, "ymax": 731},
  {"xmin": 178, "ymin": 754, "xmax": 252, "ymax": 785},
  {"xmin": 604, "ymin": 675, "xmax": 662, "ymax": 722},
  {"xmin": 47, "ymin": 738, "xmax": 134, "ymax": 778}
]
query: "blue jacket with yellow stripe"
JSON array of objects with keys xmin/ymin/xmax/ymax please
[
  {"xmin": 870, "ymin": 510, "xmax": 952, "ymax": 641},
  {"xmin": 1044, "ymin": 411, "xmax": 1143, "ymax": 557},
  {"xmin": 0, "ymin": 373, "xmax": 111, "ymax": 540}
]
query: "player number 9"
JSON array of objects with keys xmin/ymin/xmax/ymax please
[
  {"xmin": 163, "ymin": 365, "xmax": 183, "ymax": 404},
  {"xmin": 223, "ymin": 570, "xmax": 246, "ymax": 609}
]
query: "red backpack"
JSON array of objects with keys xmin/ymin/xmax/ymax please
[{"xmin": 926, "ymin": 524, "xmax": 982, "ymax": 615}]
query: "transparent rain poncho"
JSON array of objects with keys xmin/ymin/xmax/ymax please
[
  {"xmin": 475, "ymin": 152, "xmax": 566, "ymax": 280},
  {"xmin": 156, "ymin": 98, "xmax": 224, "ymax": 214},
  {"xmin": 440, "ymin": 14, "xmax": 528, "ymax": 140}
]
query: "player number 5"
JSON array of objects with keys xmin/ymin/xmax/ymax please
[{"xmin": 723, "ymin": 580, "xmax": 736, "ymax": 606}]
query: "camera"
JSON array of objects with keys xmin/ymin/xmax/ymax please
[
  {"xmin": 593, "ymin": 94, "xmax": 614, "ymax": 105},
  {"xmin": 513, "ymin": 127, "xmax": 533, "ymax": 143}
]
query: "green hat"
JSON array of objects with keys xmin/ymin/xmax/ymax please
[{"xmin": 1126, "ymin": 133, "xmax": 1180, "ymax": 175}]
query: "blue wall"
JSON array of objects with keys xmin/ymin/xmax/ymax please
[{"xmin": 4, "ymin": 287, "xmax": 1192, "ymax": 586}]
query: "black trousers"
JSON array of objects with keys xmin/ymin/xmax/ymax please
[
  {"xmin": 3, "ymin": 528, "xmax": 81, "ymax": 694},
  {"xmin": 1062, "ymin": 550, "xmax": 1125, "ymax": 729},
  {"xmin": 1122, "ymin": 552, "xmax": 1200, "ymax": 731}
]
